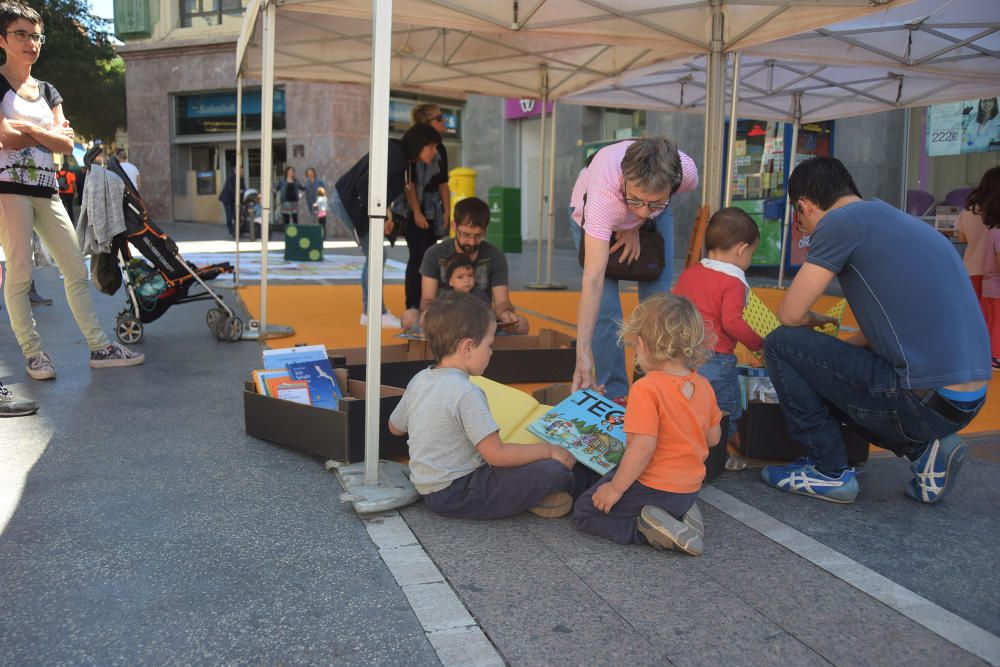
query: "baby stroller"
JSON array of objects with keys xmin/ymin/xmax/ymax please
[
  {"xmin": 103, "ymin": 156, "xmax": 244, "ymax": 343},
  {"xmin": 240, "ymin": 188, "xmax": 262, "ymax": 240}
]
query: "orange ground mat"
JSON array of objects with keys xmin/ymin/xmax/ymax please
[{"xmin": 238, "ymin": 284, "xmax": 997, "ymax": 434}]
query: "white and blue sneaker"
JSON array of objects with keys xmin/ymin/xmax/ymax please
[
  {"xmin": 905, "ymin": 434, "xmax": 966, "ymax": 504},
  {"xmin": 761, "ymin": 460, "xmax": 859, "ymax": 503}
]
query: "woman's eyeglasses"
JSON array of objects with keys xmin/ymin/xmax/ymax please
[
  {"xmin": 622, "ymin": 184, "xmax": 669, "ymax": 212},
  {"xmin": 3, "ymin": 30, "xmax": 45, "ymax": 45},
  {"xmin": 430, "ymin": 114, "xmax": 445, "ymax": 122}
]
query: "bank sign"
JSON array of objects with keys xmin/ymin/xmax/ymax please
[
  {"xmin": 505, "ymin": 98, "xmax": 554, "ymax": 120},
  {"xmin": 186, "ymin": 90, "xmax": 286, "ymax": 118}
]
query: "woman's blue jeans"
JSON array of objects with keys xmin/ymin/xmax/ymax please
[
  {"xmin": 570, "ymin": 209, "xmax": 675, "ymax": 399},
  {"xmin": 329, "ymin": 190, "xmax": 386, "ymax": 315}
]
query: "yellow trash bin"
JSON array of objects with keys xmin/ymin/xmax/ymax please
[{"xmin": 449, "ymin": 167, "xmax": 477, "ymax": 235}]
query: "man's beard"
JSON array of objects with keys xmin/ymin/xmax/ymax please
[{"xmin": 459, "ymin": 242, "xmax": 479, "ymax": 256}]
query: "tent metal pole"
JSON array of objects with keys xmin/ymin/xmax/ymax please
[
  {"xmin": 363, "ymin": 0, "xmax": 393, "ymax": 487},
  {"xmin": 254, "ymin": 0, "xmax": 294, "ymax": 341},
  {"xmin": 528, "ymin": 99, "xmax": 566, "ymax": 291},
  {"xmin": 259, "ymin": 0, "xmax": 274, "ymax": 332},
  {"xmin": 534, "ymin": 69, "xmax": 548, "ymax": 287},
  {"xmin": 778, "ymin": 93, "xmax": 801, "ymax": 289},
  {"xmin": 723, "ymin": 51, "xmax": 741, "ymax": 208},
  {"xmin": 234, "ymin": 75, "xmax": 243, "ymax": 287},
  {"xmin": 900, "ymin": 107, "xmax": 910, "ymax": 210},
  {"xmin": 544, "ymin": 101, "xmax": 564, "ymax": 288},
  {"xmin": 702, "ymin": 1, "xmax": 725, "ymax": 213}
]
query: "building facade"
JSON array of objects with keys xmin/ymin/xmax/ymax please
[{"xmin": 116, "ymin": 0, "xmax": 907, "ymax": 259}]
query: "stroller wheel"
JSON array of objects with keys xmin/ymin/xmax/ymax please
[
  {"xmin": 214, "ymin": 315, "xmax": 229, "ymax": 341},
  {"xmin": 224, "ymin": 316, "xmax": 245, "ymax": 342},
  {"xmin": 206, "ymin": 307, "xmax": 225, "ymax": 332},
  {"xmin": 116, "ymin": 315, "xmax": 143, "ymax": 344}
]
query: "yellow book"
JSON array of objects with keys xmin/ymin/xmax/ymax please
[
  {"xmin": 469, "ymin": 375, "xmax": 548, "ymax": 444},
  {"xmin": 742, "ymin": 291, "xmax": 847, "ymax": 339}
]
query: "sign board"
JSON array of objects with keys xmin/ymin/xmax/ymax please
[
  {"xmin": 505, "ymin": 98, "xmax": 554, "ymax": 120},
  {"xmin": 926, "ymin": 98, "xmax": 1000, "ymax": 156}
]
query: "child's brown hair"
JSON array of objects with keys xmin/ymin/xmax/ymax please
[
  {"xmin": 619, "ymin": 294, "xmax": 711, "ymax": 369},
  {"xmin": 423, "ymin": 291, "xmax": 493, "ymax": 362},
  {"xmin": 705, "ymin": 207, "xmax": 760, "ymax": 251},
  {"xmin": 982, "ymin": 190, "xmax": 1000, "ymax": 230}
]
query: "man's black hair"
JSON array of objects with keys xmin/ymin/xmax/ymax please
[
  {"xmin": 0, "ymin": 1, "xmax": 42, "ymax": 33},
  {"xmin": 400, "ymin": 124, "xmax": 441, "ymax": 161},
  {"xmin": 787, "ymin": 157, "xmax": 862, "ymax": 211}
]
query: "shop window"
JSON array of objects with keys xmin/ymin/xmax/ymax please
[
  {"xmin": 602, "ymin": 108, "xmax": 645, "ymax": 141},
  {"xmin": 175, "ymin": 89, "xmax": 286, "ymax": 136},
  {"xmin": 388, "ymin": 95, "xmax": 462, "ymax": 141},
  {"xmin": 180, "ymin": 0, "xmax": 243, "ymax": 27}
]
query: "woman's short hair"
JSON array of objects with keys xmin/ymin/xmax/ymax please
[
  {"xmin": 787, "ymin": 157, "xmax": 862, "ymax": 211},
  {"xmin": 424, "ymin": 292, "xmax": 493, "ymax": 362},
  {"xmin": 401, "ymin": 124, "xmax": 441, "ymax": 160},
  {"xmin": 620, "ymin": 136, "xmax": 683, "ymax": 195},
  {"xmin": 410, "ymin": 103, "xmax": 442, "ymax": 125}
]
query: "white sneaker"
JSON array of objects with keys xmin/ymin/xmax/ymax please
[{"xmin": 360, "ymin": 311, "xmax": 401, "ymax": 328}]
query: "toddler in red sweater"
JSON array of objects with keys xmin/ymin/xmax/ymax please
[{"xmin": 673, "ymin": 208, "xmax": 763, "ymax": 454}]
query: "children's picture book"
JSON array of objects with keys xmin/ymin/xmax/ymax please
[
  {"xmin": 743, "ymin": 292, "xmax": 848, "ymax": 344},
  {"xmin": 527, "ymin": 389, "xmax": 626, "ymax": 475},
  {"xmin": 395, "ymin": 327, "xmax": 425, "ymax": 341},
  {"xmin": 262, "ymin": 344, "xmax": 329, "ymax": 370},
  {"xmin": 253, "ymin": 368, "xmax": 290, "ymax": 396},
  {"xmin": 286, "ymin": 359, "xmax": 343, "ymax": 409},
  {"xmin": 275, "ymin": 380, "xmax": 311, "ymax": 405},
  {"xmin": 468, "ymin": 377, "xmax": 625, "ymax": 475}
]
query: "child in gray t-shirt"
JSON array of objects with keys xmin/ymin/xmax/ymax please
[{"xmin": 389, "ymin": 292, "xmax": 577, "ymax": 519}]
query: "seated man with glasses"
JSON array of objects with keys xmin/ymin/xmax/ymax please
[
  {"xmin": 407, "ymin": 197, "xmax": 529, "ymax": 335},
  {"xmin": 569, "ymin": 136, "xmax": 699, "ymax": 402}
]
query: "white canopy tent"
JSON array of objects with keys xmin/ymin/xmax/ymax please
[
  {"xmin": 234, "ymin": 0, "xmax": 907, "ymax": 501},
  {"xmin": 562, "ymin": 0, "xmax": 1000, "ymax": 283},
  {"xmin": 564, "ymin": 0, "xmax": 1000, "ymax": 122}
]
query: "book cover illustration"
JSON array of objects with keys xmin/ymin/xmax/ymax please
[
  {"xmin": 526, "ymin": 389, "xmax": 626, "ymax": 475},
  {"xmin": 262, "ymin": 344, "xmax": 329, "ymax": 370},
  {"xmin": 286, "ymin": 359, "xmax": 343, "ymax": 409}
]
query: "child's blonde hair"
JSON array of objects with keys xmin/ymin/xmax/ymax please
[
  {"xmin": 619, "ymin": 294, "xmax": 711, "ymax": 369},
  {"xmin": 317, "ymin": 186, "xmax": 326, "ymax": 197}
]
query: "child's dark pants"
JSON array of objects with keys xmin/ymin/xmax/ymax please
[
  {"xmin": 573, "ymin": 471, "xmax": 698, "ymax": 545},
  {"xmin": 422, "ymin": 460, "xmax": 575, "ymax": 520}
]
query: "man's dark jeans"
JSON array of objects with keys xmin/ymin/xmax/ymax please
[{"xmin": 764, "ymin": 327, "xmax": 984, "ymax": 473}]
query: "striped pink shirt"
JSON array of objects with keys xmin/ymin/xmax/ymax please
[{"xmin": 570, "ymin": 140, "xmax": 699, "ymax": 242}]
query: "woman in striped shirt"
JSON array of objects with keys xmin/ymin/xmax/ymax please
[{"xmin": 569, "ymin": 137, "xmax": 699, "ymax": 401}]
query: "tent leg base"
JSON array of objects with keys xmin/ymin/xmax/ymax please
[
  {"xmin": 242, "ymin": 323, "xmax": 295, "ymax": 341},
  {"xmin": 328, "ymin": 460, "xmax": 419, "ymax": 516}
]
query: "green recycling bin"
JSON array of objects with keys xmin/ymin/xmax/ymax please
[{"xmin": 487, "ymin": 186, "xmax": 521, "ymax": 253}]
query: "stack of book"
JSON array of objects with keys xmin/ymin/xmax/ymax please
[{"xmin": 251, "ymin": 344, "xmax": 343, "ymax": 409}]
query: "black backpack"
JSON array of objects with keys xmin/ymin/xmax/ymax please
[{"xmin": 57, "ymin": 170, "xmax": 69, "ymax": 191}]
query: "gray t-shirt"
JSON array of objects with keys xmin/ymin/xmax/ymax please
[
  {"xmin": 389, "ymin": 367, "xmax": 499, "ymax": 494},
  {"xmin": 419, "ymin": 239, "xmax": 509, "ymax": 305}
]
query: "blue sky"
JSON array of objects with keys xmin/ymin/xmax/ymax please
[{"xmin": 91, "ymin": 0, "xmax": 113, "ymax": 20}]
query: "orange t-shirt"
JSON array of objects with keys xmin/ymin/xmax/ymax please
[{"xmin": 625, "ymin": 370, "xmax": 722, "ymax": 494}]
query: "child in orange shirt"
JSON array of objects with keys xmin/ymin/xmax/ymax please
[{"xmin": 573, "ymin": 295, "xmax": 723, "ymax": 555}]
